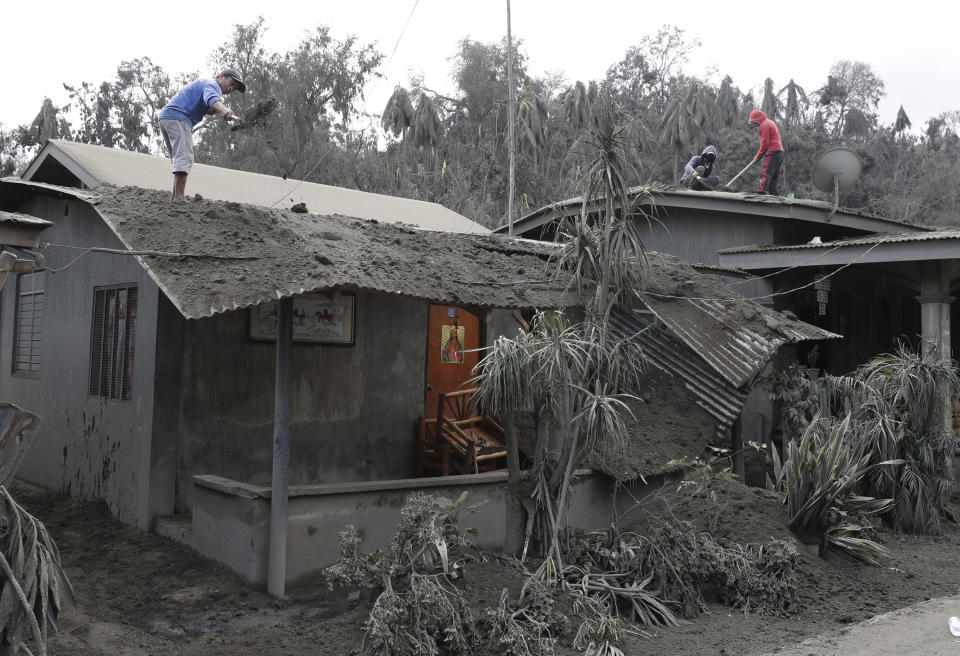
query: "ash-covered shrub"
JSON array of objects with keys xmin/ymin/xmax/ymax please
[
  {"xmin": 325, "ymin": 492, "xmax": 481, "ymax": 656},
  {"xmin": 565, "ymin": 521, "xmax": 800, "ymax": 621},
  {"xmin": 483, "ymin": 579, "xmax": 568, "ymax": 656}
]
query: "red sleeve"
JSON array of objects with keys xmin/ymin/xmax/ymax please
[{"xmin": 756, "ymin": 121, "xmax": 776, "ymax": 159}]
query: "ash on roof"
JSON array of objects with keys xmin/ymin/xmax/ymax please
[{"xmin": 92, "ymin": 186, "xmax": 572, "ymax": 319}]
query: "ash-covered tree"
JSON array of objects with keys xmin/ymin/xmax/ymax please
[
  {"xmin": 657, "ymin": 79, "xmax": 716, "ymax": 182},
  {"xmin": 816, "ymin": 60, "xmax": 885, "ymax": 140},
  {"xmin": 64, "ymin": 57, "xmax": 178, "ymax": 154},
  {"xmin": 197, "ymin": 17, "xmax": 383, "ymax": 185},
  {"xmin": 474, "ymin": 93, "xmax": 649, "ymax": 564}
]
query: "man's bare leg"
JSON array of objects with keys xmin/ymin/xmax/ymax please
[{"xmin": 172, "ymin": 172, "xmax": 188, "ymax": 201}]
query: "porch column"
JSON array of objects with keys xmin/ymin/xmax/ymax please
[
  {"xmin": 916, "ymin": 261, "xmax": 953, "ymax": 360},
  {"xmin": 916, "ymin": 262, "xmax": 954, "ymax": 466},
  {"xmin": 268, "ymin": 297, "xmax": 293, "ymax": 598}
]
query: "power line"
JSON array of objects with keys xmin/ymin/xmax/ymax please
[
  {"xmin": 272, "ymin": 0, "xmax": 421, "ymax": 210},
  {"xmin": 645, "ymin": 236, "xmax": 894, "ymax": 304}
]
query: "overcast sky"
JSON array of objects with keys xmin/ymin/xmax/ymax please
[{"xmin": 3, "ymin": 1, "xmax": 954, "ymax": 133}]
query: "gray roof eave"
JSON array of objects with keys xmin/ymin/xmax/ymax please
[
  {"xmin": 21, "ymin": 142, "xmax": 101, "ymax": 189},
  {"xmin": 500, "ymin": 187, "xmax": 930, "ymax": 236},
  {"xmin": 719, "ymin": 237, "xmax": 960, "ymax": 270}
]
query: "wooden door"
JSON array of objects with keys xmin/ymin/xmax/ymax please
[{"xmin": 425, "ymin": 305, "xmax": 481, "ymax": 417}]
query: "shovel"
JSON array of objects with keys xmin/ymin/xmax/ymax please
[
  {"xmin": 691, "ymin": 173, "xmax": 720, "ymax": 191},
  {"xmin": 231, "ymin": 97, "xmax": 278, "ymax": 132},
  {"xmin": 724, "ymin": 159, "xmax": 757, "ymax": 189},
  {"xmin": 191, "ymin": 97, "xmax": 278, "ymax": 134},
  {"xmin": 191, "ymin": 115, "xmax": 239, "ymax": 134}
]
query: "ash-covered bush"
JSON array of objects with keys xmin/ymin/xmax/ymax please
[
  {"xmin": 564, "ymin": 521, "xmax": 800, "ymax": 621},
  {"xmin": 325, "ymin": 492, "xmax": 481, "ymax": 656},
  {"xmin": 483, "ymin": 580, "xmax": 568, "ymax": 656}
]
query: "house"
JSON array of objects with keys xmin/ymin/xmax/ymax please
[
  {"xmin": 0, "ymin": 142, "xmax": 835, "ymax": 587},
  {"xmin": 502, "ymin": 186, "xmax": 956, "ymax": 450},
  {"xmin": 22, "ymin": 139, "xmax": 485, "ymax": 234}
]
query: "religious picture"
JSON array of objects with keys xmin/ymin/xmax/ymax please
[{"xmin": 440, "ymin": 324, "xmax": 465, "ymax": 364}]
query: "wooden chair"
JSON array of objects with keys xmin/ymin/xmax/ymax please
[{"xmin": 416, "ymin": 387, "xmax": 507, "ymax": 476}]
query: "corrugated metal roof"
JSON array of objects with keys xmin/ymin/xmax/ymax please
[
  {"xmin": 501, "ymin": 185, "xmax": 930, "ymax": 235},
  {"xmin": 609, "ymin": 307, "xmax": 747, "ymax": 439},
  {"xmin": 643, "ymin": 294, "xmax": 838, "ymax": 388},
  {"xmin": 640, "ymin": 252, "xmax": 840, "ymax": 388},
  {"xmin": 33, "ymin": 184, "xmax": 569, "ymax": 318},
  {"xmin": 25, "ymin": 140, "xmax": 488, "ymax": 234},
  {"xmin": 0, "ymin": 211, "xmax": 52, "ymax": 227},
  {"xmin": 718, "ymin": 230, "xmax": 960, "ymax": 254},
  {"xmin": 690, "ymin": 262, "xmax": 750, "ymax": 278}
]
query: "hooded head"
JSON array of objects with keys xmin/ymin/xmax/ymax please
[
  {"xmin": 701, "ymin": 144, "xmax": 717, "ymax": 163},
  {"xmin": 748, "ymin": 109, "xmax": 766, "ymax": 127}
]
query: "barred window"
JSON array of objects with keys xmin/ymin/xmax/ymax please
[
  {"xmin": 89, "ymin": 286, "xmax": 138, "ymax": 400},
  {"xmin": 13, "ymin": 272, "xmax": 44, "ymax": 374}
]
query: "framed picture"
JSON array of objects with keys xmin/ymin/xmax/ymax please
[{"xmin": 249, "ymin": 292, "xmax": 356, "ymax": 345}]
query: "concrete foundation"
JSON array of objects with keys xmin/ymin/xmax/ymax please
[{"xmin": 191, "ymin": 470, "xmax": 642, "ymax": 586}]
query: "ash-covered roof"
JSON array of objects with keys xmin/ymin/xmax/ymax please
[
  {"xmin": 0, "ymin": 211, "xmax": 52, "ymax": 227},
  {"xmin": 500, "ymin": 185, "xmax": 931, "ymax": 237},
  {"xmin": 640, "ymin": 252, "xmax": 840, "ymax": 388},
  {"xmin": 719, "ymin": 229, "xmax": 960, "ymax": 254},
  {"xmin": 23, "ymin": 140, "xmax": 488, "ymax": 234},
  {"xmin": 85, "ymin": 186, "xmax": 571, "ymax": 318}
]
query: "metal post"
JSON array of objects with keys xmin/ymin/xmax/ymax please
[
  {"xmin": 268, "ymin": 296, "xmax": 293, "ymax": 598},
  {"xmin": 731, "ymin": 416, "xmax": 744, "ymax": 480},
  {"xmin": 506, "ymin": 0, "xmax": 516, "ymax": 237}
]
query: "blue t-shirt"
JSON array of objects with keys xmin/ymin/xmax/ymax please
[{"xmin": 157, "ymin": 79, "xmax": 222, "ymax": 126}]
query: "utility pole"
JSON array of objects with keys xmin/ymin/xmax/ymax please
[{"xmin": 506, "ymin": 0, "xmax": 516, "ymax": 237}]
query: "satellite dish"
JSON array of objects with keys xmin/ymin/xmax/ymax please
[{"xmin": 811, "ymin": 147, "xmax": 862, "ymax": 221}]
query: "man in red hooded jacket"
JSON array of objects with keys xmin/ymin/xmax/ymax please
[{"xmin": 748, "ymin": 109, "xmax": 784, "ymax": 195}]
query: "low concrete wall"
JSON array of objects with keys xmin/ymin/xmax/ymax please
[{"xmin": 192, "ymin": 470, "xmax": 634, "ymax": 586}]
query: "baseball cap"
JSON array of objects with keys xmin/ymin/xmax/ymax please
[{"xmin": 220, "ymin": 69, "xmax": 246, "ymax": 93}]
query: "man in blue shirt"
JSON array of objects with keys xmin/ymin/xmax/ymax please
[{"xmin": 157, "ymin": 69, "xmax": 246, "ymax": 200}]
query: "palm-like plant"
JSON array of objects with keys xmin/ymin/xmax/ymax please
[
  {"xmin": 772, "ymin": 414, "xmax": 901, "ymax": 562},
  {"xmin": 894, "ymin": 105, "xmax": 912, "ymax": 136},
  {"xmin": 0, "ymin": 486, "xmax": 74, "ymax": 656},
  {"xmin": 517, "ymin": 87, "xmax": 549, "ymax": 163},
  {"xmin": 714, "ymin": 75, "xmax": 741, "ymax": 128},
  {"xmin": 381, "ymin": 85, "xmax": 415, "ymax": 138},
  {"xmin": 657, "ymin": 80, "xmax": 715, "ymax": 183},
  {"xmin": 410, "ymin": 94, "xmax": 443, "ymax": 150},
  {"xmin": 759, "ymin": 77, "xmax": 782, "ymax": 122},
  {"xmin": 832, "ymin": 345, "xmax": 959, "ymax": 534},
  {"xmin": 778, "ymin": 79, "xmax": 808, "ymax": 127},
  {"xmin": 474, "ymin": 94, "xmax": 649, "ymax": 565},
  {"xmin": 561, "ymin": 81, "xmax": 592, "ymax": 131}
]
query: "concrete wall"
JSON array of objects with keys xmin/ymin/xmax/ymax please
[
  {"xmin": 171, "ymin": 293, "xmax": 430, "ymax": 511},
  {"xmin": 191, "ymin": 470, "xmax": 641, "ymax": 586},
  {"xmin": 0, "ymin": 196, "xmax": 160, "ymax": 528}
]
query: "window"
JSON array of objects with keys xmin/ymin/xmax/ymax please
[
  {"xmin": 13, "ymin": 272, "xmax": 44, "ymax": 374},
  {"xmin": 89, "ymin": 286, "xmax": 138, "ymax": 400}
]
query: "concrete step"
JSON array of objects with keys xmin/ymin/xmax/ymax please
[{"xmin": 154, "ymin": 514, "xmax": 193, "ymax": 548}]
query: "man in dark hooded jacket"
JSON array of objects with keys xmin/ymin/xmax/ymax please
[
  {"xmin": 680, "ymin": 145, "xmax": 719, "ymax": 191},
  {"xmin": 748, "ymin": 109, "xmax": 784, "ymax": 195}
]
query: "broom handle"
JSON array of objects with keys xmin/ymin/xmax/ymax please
[{"xmin": 725, "ymin": 159, "xmax": 757, "ymax": 189}]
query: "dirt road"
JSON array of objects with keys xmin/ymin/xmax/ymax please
[{"xmin": 761, "ymin": 595, "xmax": 960, "ymax": 655}]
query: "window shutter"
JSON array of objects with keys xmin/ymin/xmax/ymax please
[
  {"xmin": 13, "ymin": 273, "xmax": 44, "ymax": 374},
  {"xmin": 88, "ymin": 285, "xmax": 138, "ymax": 400}
]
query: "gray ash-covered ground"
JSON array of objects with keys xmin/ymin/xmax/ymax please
[{"xmin": 15, "ymin": 474, "xmax": 960, "ymax": 656}]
